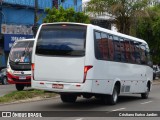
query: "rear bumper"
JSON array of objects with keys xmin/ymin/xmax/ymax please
[{"xmin": 31, "ymin": 80, "xmax": 92, "ymax": 93}]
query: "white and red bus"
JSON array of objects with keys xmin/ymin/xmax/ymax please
[
  {"xmin": 7, "ymin": 39, "xmax": 34, "ymax": 91},
  {"xmin": 31, "ymin": 22, "xmax": 153, "ymax": 105}
]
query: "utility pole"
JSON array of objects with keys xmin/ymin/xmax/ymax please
[{"xmin": 33, "ymin": 0, "xmax": 38, "ymax": 37}]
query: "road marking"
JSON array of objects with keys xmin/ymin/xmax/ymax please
[
  {"xmin": 75, "ymin": 118, "xmax": 84, "ymax": 120},
  {"xmin": 140, "ymin": 101, "xmax": 152, "ymax": 105},
  {"xmin": 112, "ymin": 108, "xmax": 126, "ymax": 111}
]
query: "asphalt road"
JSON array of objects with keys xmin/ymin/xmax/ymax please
[
  {"xmin": 0, "ymin": 84, "xmax": 31, "ymax": 97},
  {"xmin": 0, "ymin": 84, "xmax": 16, "ymax": 97},
  {"xmin": 0, "ymin": 84, "xmax": 160, "ymax": 120}
]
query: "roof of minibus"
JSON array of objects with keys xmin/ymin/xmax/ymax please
[{"xmin": 41, "ymin": 22, "xmax": 147, "ymax": 44}]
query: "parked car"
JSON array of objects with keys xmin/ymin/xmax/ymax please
[
  {"xmin": 153, "ymin": 65, "xmax": 160, "ymax": 80},
  {"xmin": 0, "ymin": 68, "xmax": 7, "ymax": 85}
]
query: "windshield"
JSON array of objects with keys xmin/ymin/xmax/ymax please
[
  {"xmin": 36, "ymin": 24, "xmax": 87, "ymax": 56},
  {"xmin": 9, "ymin": 41, "xmax": 34, "ymax": 64}
]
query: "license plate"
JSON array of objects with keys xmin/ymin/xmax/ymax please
[
  {"xmin": 52, "ymin": 84, "xmax": 63, "ymax": 89},
  {"xmin": 19, "ymin": 76, "xmax": 26, "ymax": 80}
]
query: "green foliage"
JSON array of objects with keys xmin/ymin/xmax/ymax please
[
  {"xmin": 137, "ymin": 4, "xmax": 160, "ymax": 64},
  {"xmin": 43, "ymin": 6, "xmax": 90, "ymax": 23},
  {"xmin": 0, "ymin": 89, "xmax": 55, "ymax": 103},
  {"xmin": 86, "ymin": 0, "xmax": 152, "ymax": 34}
]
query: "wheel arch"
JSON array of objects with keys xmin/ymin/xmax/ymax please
[
  {"xmin": 147, "ymin": 80, "xmax": 152, "ymax": 92},
  {"xmin": 111, "ymin": 79, "xmax": 121, "ymax": 95}
]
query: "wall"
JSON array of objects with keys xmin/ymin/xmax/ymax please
[
  {"xmin": 59, "ymin": 0, "xmax": 82, "ymax": 12},
  {"xmin": 3, "ymin": 0, "xmax": 52, "ymax": 9}
]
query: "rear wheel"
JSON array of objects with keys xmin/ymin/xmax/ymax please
[
  {"xmin": 102, "ymin": 86, "xmax": 119, "ymax": 105},
  {"xmin": 141, "ymin": 84, "xmax": 150, "ymax": 99},
  {"xmin": 2, "ymin": 77, "xmax": 8, "ymax": 85},
  {"xmin": 60, "ymin": 94, "xmax": 77, "ymax": 103},
  {"xmin": 107, "ymin": 86, "xmax": 119, "ymax": 105},
  {"xmin": 15, "ymin": 84, "xmax": 24, "ymax": 91}
]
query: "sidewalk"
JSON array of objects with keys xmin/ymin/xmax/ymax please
[{"xmin": 153, "ymin": 79, "xmax": 160, "ymax": 85}]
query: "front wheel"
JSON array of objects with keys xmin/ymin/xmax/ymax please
[
  {"xmin": 15, "ymin": 84, "xmax": 24, "ymax": 91},
  {"xmin": 2, "ymin": 77, "xmax": 8, "ymax": 85}
]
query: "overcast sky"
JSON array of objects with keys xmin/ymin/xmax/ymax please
[{"xmin": 82, "ymin": 0, "xmax": 90, "ymax": 3}]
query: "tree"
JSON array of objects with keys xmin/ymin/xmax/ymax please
[
  {"xmin": 137, "ymin": 4, "xmax": 160, "ymax": 64},
  {"xmin": 43, "ymin": 6, "xmax": 90, "ymax": 23},
  {"xmin": 86, "ymin": 0, "xmax": 152, "ymax": 35}
]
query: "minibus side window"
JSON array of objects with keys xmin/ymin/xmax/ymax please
[
  {"xmin": 124, "ymin": 39, "xmax": 131, "ymax": 63},
  {"xmin": 113, "ymin": 35, "xmax": 121, "ymax": 62},
  {"xmin": 95, "ymin": 31, "xmax": 110, "ymax": 61}
]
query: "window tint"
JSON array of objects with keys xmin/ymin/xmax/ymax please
[
  {"xmin": 130, "ymin": 41, "xmax": 136, "ymax": 63},
  {"xmin": 113, "ymin": 35, "xmax": 121, "ymax": 62},
  {"xmin": 95, "ymin": 32, "xmax": 102, "ymax": 59},
  {"xmin": 94, "ymin": 30, "xmax": 150, "ymax": 66},
  {"xmin": 134, "ymin": 42, "xmax": 141, "ymax": 64},
  {"xmin": 120, "ymin": 38, "xmax": 125, "ymax": 62},
  {"xmin": 36, "ymin": 24, "xmax": 86, "ymax": 56},
  {"xmin": 108, "ymin": 35, "xmax": 114, "ymax": 61},
  {"xmin": 140, "ymin": 43, "xmax": 146, "ymax": 64},
  {"xmin": 124, "ymin": 39, "xmax": 131, "ymax": 63},
  {"xmin": 101, "ymin": 33, "xmax": 109, "ymax": 60},
  {"xmin": 95, "ymin": 32, "xmax": 109, "ymax": 60},
  {"xmin": 146, "ymin": 45, "xmax": 152, "ymax": 66}
]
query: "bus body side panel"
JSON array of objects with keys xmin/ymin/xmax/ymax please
[
  {"xmin": 91, "ymin": 61, "xmax": 148, "ymax": 94},
  {"xmin": 89, "ymin": 27, "xmax": 150, "ymax": 95}
]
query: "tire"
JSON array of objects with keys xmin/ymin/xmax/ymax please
[
  {"xmin": 153, "ymin": 74, "xmax": 156, "ymax": 80},
  {"xmin": 15, "ymin": 84, "xmax": 24, "ymax": 91},
  {"xmin": 101, "ymin": 86, "xmax": 119, "ymax": 105},
  {"xmin": 60, "ymin": 94, "xmax": 77, "ymax": 103},
  {"xmin": 2, "ymin": 77, "xmax": 8, "ymax": 85},
  {"xmin": 153, "ymin": 76, "xmax": 156, "ymax": 80},
  {"xmin": 141, "ymin": 85, "xmax": 149, "ymax": 99}
]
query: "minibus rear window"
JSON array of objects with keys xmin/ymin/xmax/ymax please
[{"xmin": 36, "ymin": 24, "xmax": 87, "ymax": 56}]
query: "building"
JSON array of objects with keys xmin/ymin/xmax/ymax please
[
  {"xmin": 0, "ymin": 0, "xmax": 82, "ymax": 66},
  {"xmin": 59, "ymin": 0, "xmax": 82, "ymax": 12}
]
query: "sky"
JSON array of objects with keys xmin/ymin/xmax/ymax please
[{"xmin": 82, "ymin": 0, "xmax": 90, "ymax": 3}]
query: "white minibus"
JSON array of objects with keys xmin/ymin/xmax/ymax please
[
  {"xmin": 7, "ymin": 39, "xmax": 34, "ymax": 91},
  {"xmin": 32, "ymin": 22, "xmax": 153, "ymax": 105}
]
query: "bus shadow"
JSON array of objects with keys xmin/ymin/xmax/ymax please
[{"xmin": 44, "ymin": 95, "xmax": 144, "ymax": 110}]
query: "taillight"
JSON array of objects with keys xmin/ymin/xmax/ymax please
[
  {"xmin": 31, "ymin": 63, "xmax": 35, "ymax": 80},
  {"xmin": 83, "ymin": 66, "xmax": 93, "ymax": 83}
]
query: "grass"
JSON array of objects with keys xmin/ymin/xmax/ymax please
[{"xmin": 0, "ymin": 89, "xmax": 56, "ymax": 103}]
